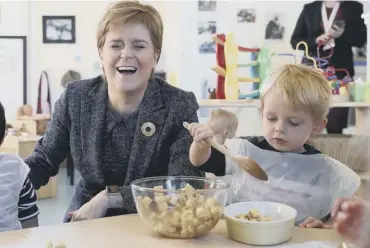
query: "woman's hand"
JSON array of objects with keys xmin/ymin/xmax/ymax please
[
  {"xmin": 328, "ymin": 24, "xmax": 344, "ymax": 39},
  {"xmin": 68, "ymin": 190, "xmax": 110, "ymax": 222},
  {"xmin": 315, "ymin": 34, "xmax": 331, "ymax": 45},
  {"xmin": 332, "ymin": 197, "xmax": 369, "ymax": 245},
  {"xmin": 299, "ymin": 216, "xmax": 331, "ymax": 229}
]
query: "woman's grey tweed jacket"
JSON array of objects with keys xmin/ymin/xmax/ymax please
[{"xmin": 25, "ymin": 75, "xmax": 203, "ymax": 221}]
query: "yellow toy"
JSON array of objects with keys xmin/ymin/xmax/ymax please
[
  {"xmin": 212, "ymin": 32, "xmax": 261, "ymax": 100},
  {"xmin": 225, "ymin": 32, "xmax": 241, "ymax": 100}
]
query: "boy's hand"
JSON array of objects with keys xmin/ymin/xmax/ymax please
[
  {"xmin": 187, "ymin": 123, "xmax": 214, "ymax": 146},
  {"xmin": 299, "ymin": 216, "xmax": 331, "ymax": 229},
  {"xmin": 332, "ymin": 197, "xmax": 369, "ymax": 245},
  {"xmin": 187, "ymin": 123, "xmax": 213, "ymax": 166}
]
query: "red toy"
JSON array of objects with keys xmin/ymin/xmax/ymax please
[{"xmin": 213, "ymin": 34, "xmax": 260, "ymax": 99}]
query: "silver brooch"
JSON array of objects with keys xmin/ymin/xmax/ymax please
[{"xmin": 141, "ymin": 122, "xmax": 156, "ymax": 137}]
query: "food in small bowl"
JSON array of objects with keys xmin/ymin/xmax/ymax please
[
  {"xmin": 224, "ymin": 201, "xmax": 297, "ymax": 246},
  {"xmin": 235, "ymin": 209, "xmax": 272, "ymax": 222},
  {"xmin": 131, "ymin": 176, "xmax": 229, "ymax": 239}
]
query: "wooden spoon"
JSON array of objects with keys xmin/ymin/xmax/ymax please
[{"xmin": 183, "ymin": 122, "xmax": 268, "ymax": 181}]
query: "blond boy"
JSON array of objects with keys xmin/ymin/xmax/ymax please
[{"xmin": 188, "ymin": 64, "xmax": 360, "ymax": 228}]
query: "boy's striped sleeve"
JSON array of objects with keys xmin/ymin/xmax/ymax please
[{"xmin": 18, "ymin": 177, "xmax": 39, "ymax": 221}]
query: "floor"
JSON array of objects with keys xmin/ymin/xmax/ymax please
[{"xmin": 37, "ymin": 168, "xmax": 81, "ymax": 226}]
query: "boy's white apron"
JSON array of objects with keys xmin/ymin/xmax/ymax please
[{"xmin": 222, "ymin": 139, "xmax": 360, "ymax": 224}]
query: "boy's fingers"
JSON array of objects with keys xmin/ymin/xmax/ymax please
[
  {"xmin": 194, "ymin": 130, "xmax": 213, "ymax": 142},
  {"xmin": 195, "ymin": 126, "xmax": 208, "ymax": 136},
  {"xmin": 306, "ymin": 220, "xmax": 323, "ymax": 228},
  {"xmin": 323, "ymin": 224, "xmax": 332, "ymax": 229},
  {"xmin": 190, "ymin": 124, "xmax": 201, "ymax": 137},
  {"xmin": 336, "ymin": 212, "xmax": 354, "ymax": 227},
  {"xmin": 187, "ymin": 123, "xmax": 196, "ymax": 133},
  {"xmin": 332, "ymin": 198, "xmax": 346, "ymax": 218},
  {"xmin": 301, "ymin": 216, "xmax": 315, "ymax": 226}
]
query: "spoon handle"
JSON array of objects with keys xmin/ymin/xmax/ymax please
[
  {"xmin": 205, "ymin": 137, "xmax": 235, "ymax": 159},
  {"xmin": 183, "ymin": 122, "xmax": 235, "ymax": 159}
]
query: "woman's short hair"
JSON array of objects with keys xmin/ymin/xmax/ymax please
[{"xmin": 97, "ymin": 1, "xmax": 163, "ymax": 61}]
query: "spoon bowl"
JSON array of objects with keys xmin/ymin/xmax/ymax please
[{"xmin": 231, "ymin": 156, "xmax": 268, "ymax": 181}]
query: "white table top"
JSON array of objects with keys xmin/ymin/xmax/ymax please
[{"xmin": 0, "ymin": 214, "xmax": 343, "ymax": 248}]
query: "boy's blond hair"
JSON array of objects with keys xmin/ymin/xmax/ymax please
[
  {"xmin": 208, "ymin": 109, "xmax": 238, "ymax": 134},
  {"xmin": 260, "ymin": 64, "xmax": 331, "ymax": 121}
]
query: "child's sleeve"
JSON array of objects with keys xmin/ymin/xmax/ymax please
[
  {"xmin": 0, "ymin": 155, "xmax": 30, "ymax": 231},
  {"xmin": 18, "ymin": 176, "xmax": 39, "ymax": 221},
  {"xmin": 197, "ymin": 147, "xmax": 227, "ymax": 176}
]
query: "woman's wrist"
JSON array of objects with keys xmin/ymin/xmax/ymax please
[{"xmin": 97, "ymin": 189, "xmax": 110, "ymax": 210}]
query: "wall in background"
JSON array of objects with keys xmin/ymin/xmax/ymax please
[
  {"xmin": 0, "ymin": 2, "xmax": 29, "ymax": 35},
  {"xmin": 165, "ymin": 0, "xmax": 311, "ymax": 98}
]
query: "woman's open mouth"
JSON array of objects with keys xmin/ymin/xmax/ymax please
[{"xmin": 116, "ymin": 66, "xmax": 137, "ymax": 75}]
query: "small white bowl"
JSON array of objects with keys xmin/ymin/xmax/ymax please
[{"xmin": 224, "ymin": 201, "xmax": 297, "ymax": 246}]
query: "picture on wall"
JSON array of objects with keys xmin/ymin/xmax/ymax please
[
  {"xmin": 198, "ymin": 21, "xmax": 216, "ymax": 35},
  {"xmin": 237, "ymin": 9, "xmax": 257, "ymax": 23},
  {"xmin": 265, "ymin": 13, "xmax": 285, "ymax": 40},
  {"xmin": 198, "ymin": 0, "xmax": 216, "ymax": 12},
  {"xmin": 42, "ymin": 15, "xmax": 76, "ymax": 44},
  {"xmin": 198, "ymin": 21, "xmax": 216, "ymax": 54}
]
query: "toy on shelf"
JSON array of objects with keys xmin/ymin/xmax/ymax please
[
  {"xmin": 352, "ymin": 78, "xmax": 370, "ymax": 102},
  {"xmin": 210, "ymin": 35, "xmax": 354, "ymax": 101},
  {"xmin": 212, "ymin": 33, "xmax": 274, "ymax": 100},
  {"xmin": 317, "ymin": 42, "xmax": 353, "ymax": 102},
  {"xmin": 317, "ymin": 43, "xmax": 353, "ymax": 101},
  {"xmin": 212, "ymin": 35, "xmax": 327, "ymax": 100},
  {"xmin": 295, "ymin": 41, "xmax": 353, "ymax": 102}
]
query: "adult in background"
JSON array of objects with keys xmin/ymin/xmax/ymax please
[
  {"xmin": 291, "ymin": 0, "xmax": 366, "ymax": 134},
  {"xmin": 25, "ymin": 1, "xmax": 202, "ymax": 222}
]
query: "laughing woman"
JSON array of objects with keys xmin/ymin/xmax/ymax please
[{"xmin": 25, "ymin": 1, "xmax": 202, "ymax": 222}]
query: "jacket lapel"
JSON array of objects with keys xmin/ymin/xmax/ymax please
[
  {"xmin": 80, "ymin": 78, "xmax": 108, "ymax": 184},
  {"xmin": 125, "ymin": 78, "xmax": 167, "ymax": 183}
]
